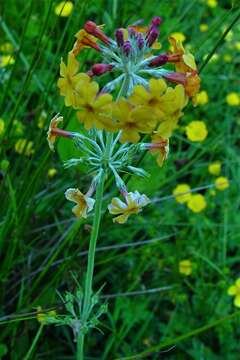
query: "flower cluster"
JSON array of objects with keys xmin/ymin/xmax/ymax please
[{"xmin": 47, "ymin": 17, "xmax": 200, "ymax": 223}]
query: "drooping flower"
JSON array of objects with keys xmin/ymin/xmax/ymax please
[
  {"xmin": 185, "ymin": 121, "xmax": 208, "ymax": 142},
  {"xmin": 113, "ymin": 98, "xmax": 156, "ymax": 143},
  {"xmin": 168, "ymin": 36, "xmax": 197, "ymax": 73},
  {"xmin": 47, "ymin": 114, "xmax": 63, "ymax": 151},
  {"xmin": 54, "ymin": 1, "xmax": 73, "ymax": 17},
  {"xmin": 71, "ymin": 29, "xmax": 100, "ymax": 56},
  {"xmin": 187, "ymin": 194, "xmax": 206, "ymax": 213},
  {"xmin": 76, "ymin": 80, "xmax": 114, "ymax": 131},
  {"xmin": 227, "ymin": 279, "xmax": 240, "ymax": 307},
  {"xmin": 173, "ymin": 184, "xmax": 191, "ymax": 204},
  {"xmin": 65, "ymin": 188, "xmax": 95, "ymax": 218},
  {"xmin": 57, "ymin": 53, "xmax": 90, "ymax": 107},
  {"xmin": 149, "ymin": 133, "xmax": 169, "ymax": 166},
  {"xmin": 163, "ymin": 71, "xmax": 201, "ymax": 98},
  {"xmin": 108, "ymin": 191, "xmax": 150, "ymax": 224},
  {"xmin": 226, "ymin": 92, "xmax": 240, "ymax": 106},
  {"xmin": 208, "ymin": 161, "xmax": 221, "ymax": 176},
  {"xmin": 179, "ymin": 260, "xmax": 192, "ymax": 276},
  {"xmin": 215, "ymin": 176, "xmax": 229, "ymax": 191}
]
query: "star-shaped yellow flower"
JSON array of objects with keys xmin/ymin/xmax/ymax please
[
  {"xmin": 108, "ymin": 191, "xmax": 150, "ymax": 224},
  {"xmin": 65, "ymin": 188, "xmax": 95, "ymax": 218}
]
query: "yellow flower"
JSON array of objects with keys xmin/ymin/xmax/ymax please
[
  {"xmin": 54, "ymin": 1, "xmax": 73, "ymax": 17},
  {"xmin": 228, "ymin": 279, "xmax": 240, "ymax": 307},
  {"xmin": 47, "ymin": 114, "xmax": 63, "ymax": 151},
  {"xmin": 48, "ymin": 168, "xmax": 57, "ymax": 178},
  {"xmin": 179, "ymin": 260, "xmax": 192, "ymax": 276},
  {"xmin": 65, "ymin": 188, "xmax": 95, "ymax": 218},
  {"xmin": 15, "ymin": 139, "xmax": 34, "ymax": 156},
  {"xmin": 234, "ymin": 42, "xmax": 240, "ymax": 51},
  {"xmin": 71, "ymin": 29, "xmax": 99, "ymax": 56},
  {"xmin": 0, "ymin": 55, "xmax": 15, "ymax": 67},
  {"xmin": 185, "ymin": 121, "xmax": 208, "ymax": 142},
  {"xmin": 207, "ymin": 0, "xmax": 218, "ymax": 8},
  {"xmin": 208, "ymin": 161, "xmax": 221, "ymax": 176},
  {"xmin": 37, "ymin": 307, "xmax": 56, "ymax": 325},
  {"xmin": 200, "ymin": 24, "xmax": 209, "ymax": 32},
  {"xmin": 57, "ymin": 53, "xmax": 90, "ymax": 107},
  {"xmin": 0, "ymin": 118, "xmax": 5, "ymax": 136},
  {"xmin": 113, "ymin": 98, "xmax": 156, "ymax": 143},
  {"xmin": 187, "ymin": 194, "xmax": 206, "ymax": 213},
  {"xmin": 170, "ymin": 32, "xmax": 186, "ymax": 43},
  {"xmin": 215, "ymin": 176, "xmax": 229, "ymax": 191},
  {"xmin": 226, "ymin": 92, "xmax": 240, "ymax": 106},
  {"xmin": 76, "ymin": 81, "xmax": 114, "ymax": 131},
  {"xmin": 223, "ymin": 54, "xmax": 232, "ymax": 63},
  {"xmin": 195, "ymin": 90, "xmax": 208, "ymax": 105},
  {"xmin": 150, "ymin": 134, "xmax": 169, "ymax": 167},
  {"xmin": 168, "ymin": 36, "xmax": 197, "ymax": 73},
  {"xmin": 0, "ymin": 42, "xmax": 14, "ymax": 53},
  {"xmin": 108, "ymin": 191, "xmax": 150, "ymax": 224},
  {"xmin": 173, "ymin": 184, "xmax": 191, "ymax": 204}
]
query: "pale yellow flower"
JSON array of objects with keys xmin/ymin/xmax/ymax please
[
  {"xmin": 54, "ymin": 1, "xmax": 73, "ymax": 17},
  {"xmin": 185, "ymin": 121, "xmax": 208, "ymax": 142},
  {"xmin": 208, "ymin": 161, "xmax": 221, "ymax": 176},
  {"xmin": 179, "ymin": 260, "xmax": 192, "ymax": 276},
  {"xmin": 228, "ymin": 279, "xmax": 240, "ymax": 307},
  {"xmin": 47, "ymin": 114, "xmax": 63, "ymax": 151},
  {"xmin": 226, "ymin": 92, "xmax": 240, "ymax": 106},
  {"xmin": 108, "ymin": 191, "xmax": 150, "ymax": 224},
  {"xmin": 195, "ymin": 90, "xmax": 208, "ymax": 105},
  {"xmin": 15, "ymin": 139, "xmax": 34, "ymax": 156},
  {"xmin": 65, "ymin": 188, "xmax": 95, "ymax": 218},
  {"xmin": 173, "ymin": 184, "xmax": 191, "ymax": 204},
  {"xmin": 187, "ymin": 194, "xmax": 206, "ymax": 213},
  {"xmin": 215, "ymin": 177, "xmax": 229, "ymax": 191}
]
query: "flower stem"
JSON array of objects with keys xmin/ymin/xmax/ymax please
[
  {"xmin": 24, "ymin": 324, "xmax": 44, "ymax": 360},
  {"xmin": 76, "ymin": 168, "xmax": 105, "ymax": 359}
]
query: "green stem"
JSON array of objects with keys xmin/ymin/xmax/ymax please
[
  {"xmin": 24, "ymin": 324, "xmax": 44, "ymax": 360},
  {"xmin": 76, "ymin": 169, "xmax": 105, "ymax": 359}
]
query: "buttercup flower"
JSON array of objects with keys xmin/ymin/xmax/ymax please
[
  {"xmin": 185, "ymin": 121, "xmax": 208, "ymax": 142},
  {"xmin": 0, "ymin": 118, "xmax": 5, "ymax": 136},
  {"xmin": 15, "ymin": 139, "xmax": 34, "ymax": 156},
  {"xmin": 113, "ymin": 98, "xmax": 156, "ymax": 143},
  {"xmin": 179, "ymin": 260, "xmax": 192, "ymax": 276},
  {"xmin": 208, "ymin": 161, "xmax": 221, "ymax": 176},
  {"xmin": 215, "ymin": 176, "xmax": 229, "ymax": 191},
  {"xmin": 47, "ymin": 114, "xmax": 63, "ymax": 151},
  {"xmin": 195, "ymin": 90, "xmax": 208, "ymax": 105},
  {"xmin": 57, "ymin": 53, "xmax": 91, "ymax": 107},
  {"xmin": 54, "ymin": 1, "xmax": 73, "ymax": 17},
  {"xmin": 227, "ymin": 279, "xmax": 240, "ymax": 307},
  {"xmin": 65, "ymin": 188, "xmax": 95, "ymax": 218},
  {"xmin": 108, "ymin": 191, "xmax": 150, "ymax": 224},
  {"xmin": 187, "ymin": 194, "xmax": 206, "ymax": 213},
  {"xmin": 226, "ymin": 92, "xmax": 240, "ymax": 106},
  {"xmin": 173, "ymin": 184, "xmax": 191, "ymax": 203}
]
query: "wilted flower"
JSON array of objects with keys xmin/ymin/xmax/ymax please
[
  {"xmin": 108, "ymin": 191, "xmax": 150, "ymax": 224},
  {"xmin": 65, "ymin": 188, "xmax": 95, "ymax": 218}
]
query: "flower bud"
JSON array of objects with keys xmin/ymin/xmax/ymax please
[
  {"xmin": 84, "ymin": 21, "xmax": 111, "ymax": 45},
  {"xmin": 151, "ymin": 16, "xmax": 162, "ymax": 27},
  {"xmin": 137, "ymin": 33, "xmax": 144, "ymax": 50},
  {"xmin": 91, "ymin": 63, "xmax": 113, "ymax": 76},
  {"xmin": 149, "ymin": 53, "xmax": 168, "ymax": 67},
  {"xmin": 115, "ymin": 29, "xmax": 124, "ymax": 47},
  {"xmin": 123, "ymin": 40, "xmax": 132, "ymax": 56},
  {"xmin": 146, "ymin": 28, "xmax": 159, "ymax": 47}
]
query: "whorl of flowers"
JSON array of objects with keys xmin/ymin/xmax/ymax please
[{"xmin": 48, "ymin": 17, "xmax": 200, "ymax": 223}]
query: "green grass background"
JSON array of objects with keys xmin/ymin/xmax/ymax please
[{"xmin": 0, "ymin": 0, "xmax": 240, "ymax": 358}]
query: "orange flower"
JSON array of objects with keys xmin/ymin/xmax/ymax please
[
  {"xmin": 168, "ymin": 36, "xmax": 197, "ymax": 73},
  {"xmin": 71, "ymin": 29, "xmax": 100, "ymax": 56}
]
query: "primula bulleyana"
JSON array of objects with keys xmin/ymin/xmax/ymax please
[
  {"xmin": 168, "ymin": 36, "xmax": 197, "ymax": 73},
  {"xmin": 173, "ymin": 184, "xmax": 191, "ymax": 204},
  {"xmin": 108, "ymin": 191, "xmax": 150, "ymax": 224},
  {"xmin": 47, "ymin": 114, "xmax": 63, "ymax": 151},
  {"xmin": 57, "ymin": 53, "xmax": 90, "ymax": 107},
  {"xmin": 187, "ymin": 194, "xmax": 206, "ymax": 213},
  {"xmin": 149, "ymin": 133, "xmax": 169, "ymax": 166},
  {"xmin": 215, "ymin": 176, "xmax": 229, "ymax": 191},
  {"xmin": 113, "ymin": 99, "xmax": 156, "ymax": 143},
  {"xmin": 72, "ymin": 29, "xmax": 99, "ymax": 56},
  {"xmin": 228, "ymin": 279, "xmax": 240, "ymax": 308},
  {"xmin": 65, "ymin": 188, "xmax": 95, "ymax": 218}
]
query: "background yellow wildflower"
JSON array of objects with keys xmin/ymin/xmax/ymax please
[{"xmin": 187, "ymin": 194, "xmax": 206, "ymax": 213}]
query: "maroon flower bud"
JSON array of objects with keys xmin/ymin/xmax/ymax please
[
  {"xmin": 151, "ymin": 16, "xmax": 162, "ymax": 27},
  {"xmin": 123, "ymin": 40, "xmax": 132, "ymax": 56},
  {"xmin": 137, "ymin": 33, "xmax": 144, "ymax": 50},
  {"xmin": 149, "ymin": 54, "xmax": 168, "ymax": 67},
  {"xmin": 115, "ymin": 29, "xmax": 124, "ymax": 47},
  {"xmin": 84, "ymin": 21, "xmax": 111, "ymax": 45},
  {"xmin": 128, "ymin": 27, "xmax": 137, "ymax": 38},
  {"xmin": 147, "ymin": 28, "xmax": 159, "ymax": 47},
  {"xmin": 91, "ymin": 63, "xmax": 113, "ymax": 76}
]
